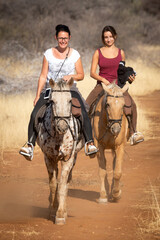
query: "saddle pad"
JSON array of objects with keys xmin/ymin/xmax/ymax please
[{"xmin": 72, "ymin": 98, "xmax": 81, "ymax": 117}]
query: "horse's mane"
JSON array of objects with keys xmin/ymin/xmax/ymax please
[
  {"xmin": 56, "ymin": 78, "xmax": 67, "ymax": 89},
  {"xmin": 107, "ymin": 82, "xmax": 123, "ymax": 97}
]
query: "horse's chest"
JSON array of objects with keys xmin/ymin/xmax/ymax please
[{"xmin": 37, "ymin": 109, "xmax": 75, "ymax": 157}]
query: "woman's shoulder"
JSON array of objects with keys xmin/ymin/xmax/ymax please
[
  {"xmin": 93, "ymin": 48, "xmax": 101, "ymax": 56},
  {"xmin": 120, "ymin": 48, "xmax": 125, "ymax": 54},
  {"xmin": 44, "ymin": 48, "xmax": 52, "ymax": 58},
  {"xmin": 120, "ymin": 49, "xmax": 125, "ymax": 60},
  {"xmin": 44, "ymin": 48, "xmax": 52, "ymax": 54},
  {"xmin": 71, "ymin": 48, "xmax": 80, "ymax": 56},
  {"xmin": 95, "ymin": 47, "xmax": 105, "ymax": 56},
  {"xmin": 70, "ymin": 48, "xmax": 80, "ymax": 61}
]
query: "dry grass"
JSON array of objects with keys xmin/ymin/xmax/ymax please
[
  {"xmin": 0, "ymin": 92, "xmax": 34, "ymax": 150},
  {"xmin": 0, "ymin": 57, "xmax": 36, "ymax": 80},
  {"xmin": 127, "ymin": 58, "xmax": 160, "ymax": 96},
  {"xmin": 134, "ymin": 178, "xmax": 160, "ymax": 240},
  {"xmin": 0, "ymin": 59, "xmax": 159, "ymax": 150},
  {"xmin": 78, "ymin": 58, "xmax": 160, "ymax": 98}
]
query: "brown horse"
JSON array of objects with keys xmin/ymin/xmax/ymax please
[{"xmin": 91, "ymin": 82, "xmax": 129, "ymax": 202}]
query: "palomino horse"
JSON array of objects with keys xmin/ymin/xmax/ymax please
[
  {"xmin": 91, "ymin": 82, "xmax": 129, "ymax": 202},
  {"xmin": 36, "ymin": 78, "xmax": 83, "ymax": 225}
]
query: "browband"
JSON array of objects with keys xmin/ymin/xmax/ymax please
[{"xmin": 51, "ymin": 90, "xmax": 71, "ymax": 92}]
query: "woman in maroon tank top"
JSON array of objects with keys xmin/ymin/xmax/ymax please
[{"xmin": 88, "ymin": 25, "xmax": 144, "ymax": 146}]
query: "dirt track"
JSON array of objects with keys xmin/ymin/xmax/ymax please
[{"xmin": 0, "ymin": 91, "xmax": 160, "ymax": 240}]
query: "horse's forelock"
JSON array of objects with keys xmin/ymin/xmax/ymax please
[
  {"xmin": 109, "ymin": 83, "xmax": 123, "ymax": 97},
  {"xmin": 56, "ymin": 78, "xmax": 67, "ymax": 89}
]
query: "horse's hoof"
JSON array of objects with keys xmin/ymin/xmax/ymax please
[
  {"xmin": 98, "ymin": 198, "xmax": 108, "ymax": 204},
  {"xmin": 55, "ymin": 217, "xmax": 66, "ymax": 225},
  {"xmin": 112, "ymin": 190, "xmax": 122, "ymax": 202}
]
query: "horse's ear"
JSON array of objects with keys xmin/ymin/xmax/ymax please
[
  {"xmin": 121, "ymin": 82, "xmax": 129, "ymax": 93},
  {"xmin": 102, "ymin": 83, "xmax": 112, "ymax": 94},
  {"xmin": 67, "ymin": 77, "xmax": 74, "ymax": 87},
  {"xmin": 49, "ymin": 79, "xmax": 55, "ymax": 88}
]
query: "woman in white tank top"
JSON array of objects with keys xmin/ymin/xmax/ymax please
[{"xmin": 19, "ymin": 24, "xmax": 98, "ymax": 160}]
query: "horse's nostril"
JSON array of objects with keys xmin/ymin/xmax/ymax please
[
  {"xmin": 111, "ymin": 124, "xmax": 121, "ymax": 136},
  {"xmin": 56, "ymin": 120, "xmax": 68, "ymax": 134}
]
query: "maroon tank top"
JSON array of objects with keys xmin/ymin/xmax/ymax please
[{"xmin": 98, "ymin": 48, "xmax": 122, "ymax": 84}]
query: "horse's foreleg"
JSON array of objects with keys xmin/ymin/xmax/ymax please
[
  {"xmin": 44, "ymin": 156, "xmax": 58, "ymax": 217},
  {"xmin": 67, "ymin": 153, "xmax": 77, "ymax": 183},
  {"xmin": 97, "ymin": 145, "xmax": 108, "ymax": 203},
  {"xmin": 112, "ymin": 144, "xmax": 124, "ymax": 201},
  {"xmin": 55, "ymin": 157, "xmax": 74, "ymax": 225}
]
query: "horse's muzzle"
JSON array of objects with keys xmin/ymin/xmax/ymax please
[
  {"xmin": 56, "ymin": 119, "xmax": 69, "ymax": 134},
  {"xmin": 110, "ymin": 123, "xmax": 121, "ymax": 137}
]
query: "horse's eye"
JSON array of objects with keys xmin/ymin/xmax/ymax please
[{"xmin": 106, "ymin": 103, "xmax": 109, "ymax": 107}]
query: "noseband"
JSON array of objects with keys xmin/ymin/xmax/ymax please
[{"xmin": 104, "ymin": 93, "xmax": 124, "ymax": 129}]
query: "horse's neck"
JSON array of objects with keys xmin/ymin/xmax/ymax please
[{"xmin": 98, "ymin": 95, "xmax": 108, "ymax": 126}]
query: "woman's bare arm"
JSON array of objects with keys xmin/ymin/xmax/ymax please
[{"xmin": 90, "ymin": 50, "xmax": 110, "ymax": 85}]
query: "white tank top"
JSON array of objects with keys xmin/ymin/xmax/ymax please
[{"xmin": 44, "ymin": 48, "xmax": 80, "ymax": 86}]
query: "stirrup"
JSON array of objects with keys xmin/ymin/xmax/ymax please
[
  {"xmin": 19, "ymin": 142, "xmax": 34, "ymax": 161},
  {"xmin": 84, "ymin": 141, "xmax": 98, "ymax": 156},
  {"xmin": 130, "ymin": 132, "xmax": 144, "ymax": 146}
]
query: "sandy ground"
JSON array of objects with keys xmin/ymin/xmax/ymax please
[{"xmin": 0, "ymin": 91, "xmax": 160, "ymax": 240}]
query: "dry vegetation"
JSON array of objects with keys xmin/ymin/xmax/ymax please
[
  {"xmin": 0, "ymin": 0, "xmax": 160, "ymax": 94},
  {"xmin": 134, "ymin": 178, "xmax": 160, "ymax": 240},
  {"xmin": 0, "ymin": 92, "xmax": 33, "ymax": 149},
  {"xmin": 0, "ymin": 0, "xmax": 159, "ymax": 149},
  {"xmin": 0, "ymin": 2, "xmax": 159, "ymax": 237},
  {"xmin": 0, "ymin": 60, "xmax": 158, "ymax": 150}
]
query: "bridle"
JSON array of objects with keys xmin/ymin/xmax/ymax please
[
  {"xmin": 42, "ymin": 88, "xmax": 78, "ymax": 161},
  {"xmin": 104, "ymin": 93, "xmax": 124, "ymax": 129},
  {"xmin": 93, "ymin": 92, "xmax": 124, "ymax": 142},
  {"xmin": 44, "ymin": 89, "xmax": 73, "ymax": 136}
]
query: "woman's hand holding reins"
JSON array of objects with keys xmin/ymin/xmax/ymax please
[
  {"xmin": 63, "ymin": 75, "xmax": 73, "ymax": 82},
  {"xmin": 101, "ymin": 77, "xmax": 110, "ymax": 86}
]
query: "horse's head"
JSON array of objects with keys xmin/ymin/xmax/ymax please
[
  {"xmin": 102, "ymin": 82, "xmax": 128, "ymax": 137},
  {"xmin": 49, "ymin": 78, "xmax": 74, "ymax": 134}
]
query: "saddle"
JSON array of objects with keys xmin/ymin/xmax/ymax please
[
  {"xmin": 86, "ymin": 84, "xmax": 105, "ymax": 118},
  {"xmin": 86, "ymin": 84, "xmax": 133, "ymax": 138},
  {"xmin": 72, "ymin": 98, "xmax": 81, "ymax": 117},
  {"xmin": 34, "ymin": 98, "xmax": 82, "ymax": 133}
]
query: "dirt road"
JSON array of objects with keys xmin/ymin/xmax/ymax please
[{"xmin": 0, "ymin": 91, "xmax": 160, "ymax": 240}]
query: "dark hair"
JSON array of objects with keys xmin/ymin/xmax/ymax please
[
  {"xmin": 102, "ymin": 26, "xmax": 117, "ymax": 44},
  {"xmin": 55, "ymin": 24, "xmax": 71, "ymax": 37}
]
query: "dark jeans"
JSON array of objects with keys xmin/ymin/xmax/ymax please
[
  {"xmin": 28, "ymin": 91, "xmax": 93, "ymax": 146},
  {"xmin": 71, "ymin": 90, "xmax": 93, "ymax": 142},
  {"xmin": 28, "ymin": 92, "xmax": 48, "ymax": 146}
]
